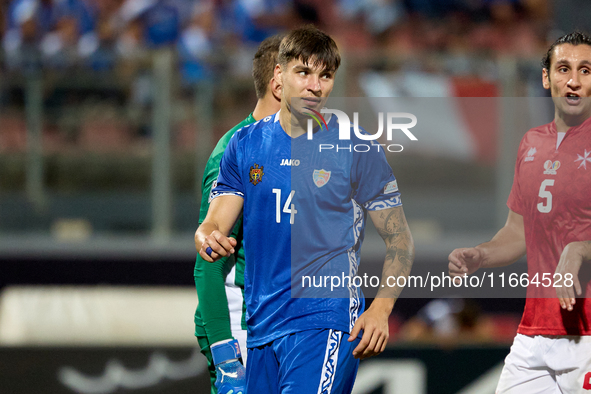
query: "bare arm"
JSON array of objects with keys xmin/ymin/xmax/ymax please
[
  {"xmin": 555, "ymin": 240, "xmax": 591, "ymax": 311},
  {"xmin": 348, "ymin": 206, "xmax": 415, "ymax": 359},
  {"xmin": 195, "ymin": 195, "xmax": 244, "ymax": 262},
  {"xmin": 372, "ymin": 206, "xmax": 415, "ymax": 298},
  {"xmin": 449, "ymin": 209, "xmax": 526, "ymax": 280}
]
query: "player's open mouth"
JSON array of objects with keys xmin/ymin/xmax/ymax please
[{"xmin": 565, "ymin": 93, "xmax": 581, "ymax": 104}]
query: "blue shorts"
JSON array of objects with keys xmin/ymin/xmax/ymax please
[{"xmin": 246, "ymin": 328, "xmax": 360, "ymax": 393}]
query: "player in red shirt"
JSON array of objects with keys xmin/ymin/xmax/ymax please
[{"xmin": 449, "ymin": 31, "xmax": 591, "ymax": 393}]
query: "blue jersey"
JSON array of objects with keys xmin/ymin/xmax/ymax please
[{"xmin": 213, "ymin": 111, "xmax": 401, "ymax": 348}]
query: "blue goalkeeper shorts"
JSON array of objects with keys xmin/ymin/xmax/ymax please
[{"xmin": 245, "ymin": 328, "xmax": 360, "ymax": 393}]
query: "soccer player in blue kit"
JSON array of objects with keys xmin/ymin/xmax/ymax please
[{"xmin": 195, "ymin": 26, "xmax": 414, "ymax": 393}]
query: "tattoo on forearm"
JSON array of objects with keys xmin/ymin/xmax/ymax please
[{"xmin": 375, "ymin": 208, "xmax": 415, "ymax": 299}]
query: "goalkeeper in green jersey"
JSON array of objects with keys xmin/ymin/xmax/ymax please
[{"xmin": 194, "ymin": 34, "xmax": 282, "ymax": 394}]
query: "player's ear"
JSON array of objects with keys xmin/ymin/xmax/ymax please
[
  {"xmin": 274, "ymin": 63, "xmax": 282, "ymax": 85},
  {"xmin": 542, "ymin": 68, "xmax": 550, "ymax": 90},
  {"xmin": 270, "ymin": 76, "xmax": 282, "ymax": 101}
]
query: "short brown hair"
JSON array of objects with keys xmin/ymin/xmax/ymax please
[
  {"xmin": 253, "ymin": 34, "xmax": 283, "ymax": 99},
  {"xmin": 278, "ymin": 25, "xmax": 340, "ymax": 73}
]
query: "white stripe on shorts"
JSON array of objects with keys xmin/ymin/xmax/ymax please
[{"xmin": 317, "ymin": 329, "xmax": 342, "ymax": 394}]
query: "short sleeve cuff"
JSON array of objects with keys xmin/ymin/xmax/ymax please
[
  {"xmin": 363, "ymin": 195, "xmax": 402, "ymax": 211},
  {"xmin": 211, "ymin": 191, "xmax": 244, "ymax": 201}
]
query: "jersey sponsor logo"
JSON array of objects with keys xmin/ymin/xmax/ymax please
[
  {"xmin": 249, "ymin": 164, "xmax": 264, "ymax": 185},
  {"xmin": 524, "ymin": 147, "xmax": 536, "ymax": 162},
  {"xmin": 543, "ymin": 160, "xmax": 560, "ymax": 175},
  {"xmin": 313, "ymin": 169, "xmax": 331, "ymax": 188},
  {"xmin": 280, "ymin": 159, "xmax": 300, "ymax": 166},
  {"xmin": 384, "ymin": 180, "xmax": 398, "ymax": 194},
  {"xmin": 575, "ymin": 149, "xmax": 591, "ymax": 169}
]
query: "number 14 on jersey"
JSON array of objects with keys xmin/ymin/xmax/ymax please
[{"xmin": 273, "ymin": 189, "xmax": 297, "ymax": 224}]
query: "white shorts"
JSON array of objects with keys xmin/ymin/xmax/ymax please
[{"xmin": 496, "ymin": 333, "xmax": 591, "ymax": 393}]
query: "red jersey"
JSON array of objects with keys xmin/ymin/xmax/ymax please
[{"xmin": 508, "ymin": 117, "xmax": 591, "ymax": 336}]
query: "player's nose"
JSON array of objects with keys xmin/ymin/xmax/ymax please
[
  {"xmin": 567, "ymin": 73, "xmax": 582, "ymax": 89},
  {"xmin": 307, "ymin": 75, "xmax": 321, "ymax": 92}
]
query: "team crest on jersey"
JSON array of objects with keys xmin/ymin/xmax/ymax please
[
  {"xmin": 543, "ymin": 160, "xmax": 560, "ymax": 175},
  {"xmin": 313, "ymin": 169, "xmax": 331, "ymax": 187},
  {"xmin": 575, "ymin": 149, "xmax": 591, "ymax": 169},
  {"xmin": 524, "ymin": 147, "xmax": 536, "ymax": 162},
  {"xmin": 249, "ymin": 164, "xmax": 264, "ymax": 185}
]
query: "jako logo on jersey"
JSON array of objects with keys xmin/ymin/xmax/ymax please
[
  {"xmin": 543, "ymin": 160, "xmax": 560, "ymax": 175},
  {"xmin": 575, "ymin": 149, "xmax": 591, "ymax": 169},
  {"xmin": 313, "ymin": 170, "xmax": 331, "ymax": 188},
  {"xmin": 280, "ymin": 159, "xmax": 300, "ymax": 166},
  {"xmin": 524, "ymin": 147, "xmax": 537, "ymax": 162},
  {"xmin": 306, "ymin": 108, "xmax": 417, "ymax": 141},
  {"xmin": 249, "ymin": 164, "xmax": 264, "ymax": 185}
]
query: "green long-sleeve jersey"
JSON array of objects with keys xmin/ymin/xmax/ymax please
[{"xmin": 194, "ymin": 114, "xmax": 254, "ymax": 344}]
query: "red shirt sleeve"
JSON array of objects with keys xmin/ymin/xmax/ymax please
[{"xmin": 507, "ymin": 139, "xmax": 525, "ymax": 215}]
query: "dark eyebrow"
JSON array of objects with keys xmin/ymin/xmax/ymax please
[
  {"xmin": 292, "ymin": 65, "xmax": 311, "ymax": 75},
  {"xmin": 554, "ymin": 59, "xmax": 591, "ymax": 68},
  {"xmin": 293, "ymin": 63, "xmax": 312, "ymax": 70},
  {"xmin": 554, "ymin": 60, "xmax": 570, "ymax": 67}
]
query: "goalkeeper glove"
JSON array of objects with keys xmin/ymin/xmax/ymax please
[{"xmin": 211, "ymin": 339, "xmax": 246, "ymax": 394}]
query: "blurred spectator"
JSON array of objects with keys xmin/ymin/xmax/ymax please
[
  {"xmin": 338, "ymin": 0, "xmax": 405, "ymax": 42},
  {"xmin": 141, "ymin": 1, "xmax": 180, "ymax": 47},
  {"xmin": 3, "ymin": 0, "xmax": 53, "ymax": 69},
  {"xmin": 214, "ymin": 0, "xmax": 298, "ymax": 76},
  {"xmin": 115, "ymin": 0, "xmax": 147, "ymax": 60},
  {"xmin": 116, "ymin": 0, "xmax": 181, "ymax": 57},
  {"xmin": 71, "ymin": 0, "xmax": 122, "ymax": 70},
  {"xmin": 177, "ymin": 0, "xmax": 214, "ymax": 84},
  {"xmin": 40, "ymin": 0, "xmax": 96, "ymax": 67},
  {"xmin": 222, "ymin": 0, "xmax": 294, "ymax": 45}
]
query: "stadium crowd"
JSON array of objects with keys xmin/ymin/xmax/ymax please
[
  {"xmin": 0, "ymin": 0, "xmax": 568, "ymax": 155},
  {"xmin": 0, "ymin": 0, "xmax": 555, "ymax": 76}
]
